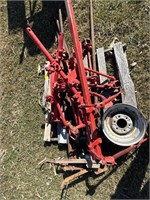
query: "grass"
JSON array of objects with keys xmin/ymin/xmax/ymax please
[{"xmin": 0, "ymin": 0, "xmax": 149, "ymax": 199}]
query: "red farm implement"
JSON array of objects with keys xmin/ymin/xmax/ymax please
[{"xmin": 26, "ymin": 0, "xmax": 148, "ymax": 188}]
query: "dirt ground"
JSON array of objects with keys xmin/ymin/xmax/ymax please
[{"xmin": 0, "ymin": 0, "xmax": 149, "ymax": 200}]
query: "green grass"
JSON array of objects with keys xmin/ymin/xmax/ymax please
[{"xmin": 0, "ymin": 0, "xmax": 149, "ymax": 199}]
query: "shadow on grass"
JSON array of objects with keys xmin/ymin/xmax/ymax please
[
  {"xmin": 59, "ymin": 155, "xmax": 126, "ymax": 199},
  {"xmin": 111, "ymin": 141, "xmax": 149, "ymax": 199},
  {"xmin": 59, "ymin": 139, "xmax": 149, "ymax": 199},
  {"xmin": 7, "ymin": 0, "xmax": 26, "ymax": 32},
  {"xmin": 7, "ymin": 0, "xmax": 67, "ymax": 63}
]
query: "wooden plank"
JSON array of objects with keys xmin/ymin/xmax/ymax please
[
  {"xmin": 96, "ymin": 47, "xmax": 113, "ymax": 109},
  {"xmin": 96, "ymin": 47, "xmax": 107, "ymax": 84},
  {"xmin": 44, "ymin": 122, "xmax": 51, "ymax": 142},
  {"xmin": 104, "ymin": 43, "xmax": 126, "ymax": 54},
  {"xmin": 114, "ymin": 42, "xmax": 137, "ymax": 107},
  {"xmin": 83, "ymin": 54, "xmax": 89, "ymax": 76},
  {"xmin": 39, "ymin": 158, "xmax": 101, "ymax": 165},
  {"xmin": 83, "ymin": 54, "xmax": 88, "ymax": 67}
]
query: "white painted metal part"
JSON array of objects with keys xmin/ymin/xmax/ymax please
[{"xmin": 57, "ymin": 122, "xmax": 68, "ymax": 144}]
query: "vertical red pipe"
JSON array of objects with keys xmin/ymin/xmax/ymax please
[{"xmin": 65, "ymin": 0, "xmax": 97, "ymax": 140}]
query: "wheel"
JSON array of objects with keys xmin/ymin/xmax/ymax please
[{"xmin": 102, "ymin": 104, "xmax": 147, "ymax": 146}]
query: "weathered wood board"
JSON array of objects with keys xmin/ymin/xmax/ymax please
[
  {"xmin": 114, "ymin": 42, "xmax": 137, "ymax": 107},
  {"xmin": 96, "ymin": 47, "xmax": 113, "ymax": 109},
  {"xmin": 83, "ymin": 54, "xmax": 89, "ymax": 76},
  {"xmin": 96, "ymin": 47, "xmax": 108, "ymax": 84},
  {"xmin": 83, "ymin": 54, "xmax": 88, "ymax": 68},
  {"xmin": 44, "ymin": 123, "xmax": 51, "ymax": 142}
]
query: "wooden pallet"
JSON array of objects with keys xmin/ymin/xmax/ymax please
[
  {"xmin": 96, "ymin": 42, "xmax": 137, "ymax": 108},
  {"xmin": 113, "ymin": 42, "xmax": 137, "ymax": 107}
]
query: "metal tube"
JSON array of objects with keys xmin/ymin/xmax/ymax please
[
  {"xmin": 58, "ymin": 9, "xmax": 70, "ymax": 55},
  {"xmin": 26, "ymin": 27, "xmax": 56, "ymax": 64},
  {"xmin": 113, "ymin": 138, "xmax": 147, "ymax": 160},
  {"xmin": 89, "ymin": 0, "xmax": 96, "ymax": 70},
  {"xmin": 59, "ymin": 8, "xmax": 64, "ymax": 32},
  {"xmin": 85, "ymin": 67, "xmax": 116, "ymax": 81},
  {"xmin": 65, "ymin": 0, "xmax": 97, "ymax": 137}
]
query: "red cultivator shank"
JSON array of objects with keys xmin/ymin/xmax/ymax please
[{"xmin": 26, "ymin": 0, "xmax": 147, "ymax": 188}]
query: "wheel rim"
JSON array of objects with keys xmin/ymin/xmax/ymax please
[{"xmin": 102, "ymin": 104, "xmax": 147, "ymax": 146}]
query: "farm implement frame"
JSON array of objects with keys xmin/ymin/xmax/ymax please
[{"xmin": 26, "ymin": 0, "xmax": 148, "ymax": 188}]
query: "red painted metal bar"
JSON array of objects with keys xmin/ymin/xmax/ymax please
[
  {"xmin": 57, "ymin": 32, "xmax": 64, "ymax": 61},
  {"xmin": 88, "ymin": 83, "xmax": 115, "ymax": 89},
  {"xmin": 65, "ymin": 0, "xmax": 92, "ymax": 104},
  {"xmin": 113, "ymin": 138, "xmax": 148, "ymax": 160},
  {"xmin": 58, "ymin": 70, "xmax": 83, "ymax": 104},
  {"xmin": 85, "ymin": 67, "xmax": 116, "ymax": 81},
  {"xmin": 65, "ymin": 0, "xmax": 97, "ymax": 140},
  {"xmin": 58, "ymin": 33, "xmax": 64, "ymax": 51},
  {"xmin": 89, "ymin": 91, "xmax": 106, "ymax": 100},
  {"xmin": 79, "ymin": 91, "xmax": 121, "ymax": 110},
  {"xmin": 54, "ymin": 94, "xmax": 69, "ymax": 127},
  {"xmin": 26, "ymin": 27, "xmax": 56, "ymax": 65},
  {"xmin": 26, "ymin": 27, "xmax": 84, "ymax": 112}
]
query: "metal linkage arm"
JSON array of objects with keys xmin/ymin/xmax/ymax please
[{"xmin": 26, "ymin": 27, "xmax": 57, "ymax": 66}]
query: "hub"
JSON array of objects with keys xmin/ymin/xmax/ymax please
[{"xmin": 111, "ymin": 114, "xmax": 133, "ymax": 135}]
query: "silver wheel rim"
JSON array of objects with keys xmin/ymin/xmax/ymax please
[{"xmin": 102, "ymin": 104, "xmax": 147, "ymax": 146}]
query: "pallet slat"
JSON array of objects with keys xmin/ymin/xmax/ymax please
[
  {"xmin": 96, "ymin": 47, "xmax": 113, "ymax": 109},
  {"xmin": 44, "ymin": 123, "xmax": 51, "ymax": 142},
  {"xmin": 83, "ymin": 54, "xmax": 88, "ymax": 67},
  {"xmin": 96, "ymin": 47, "xmax": 107, "ymax": 84},
  {"xmin": 83, "ymin": 54, "xmax": 89, "ymax": 76},
  {"xmin": 114, "ymin": 42, "xmax": 137, "ymax": 107}
]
